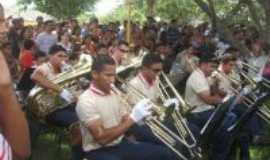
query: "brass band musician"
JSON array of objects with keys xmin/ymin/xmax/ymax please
[{"xmin": 76, "ymin": 54, "xmax": 176, "ymax": 160}]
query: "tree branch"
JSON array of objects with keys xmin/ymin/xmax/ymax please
[{"xmin": 193, "ymin": 0, "xmax": 250, "ymax": 56}]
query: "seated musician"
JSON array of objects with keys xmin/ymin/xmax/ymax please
[
  {"xmin": 213, "ymin": 55, "xmax": 268, "ymax": 155},
  {"xmin": 110, "ymin": 41, "xmax": 129, "ymax": 66},
  {"xmin": 128, "ymin": 53, "xmax": 161, "ymax": 103},
  {"xmin": 185, "ymin": 53, "xmax": 224, "ymax": 127},
  {"xmin": 76, "ymin": 54, "xmax": 176, "ymax": 160},
  {"xmin": 185, "ymin": 53, "xmax": 236, "ymax": 159},
  {"xmin": 31, "ymin": 45, "xmax": 77, "ymax": 126},
  {"xmin": 210, "ymin": 54, "xmax": 239, "ymax": 96},
  {"xmin": 31, "ymin": 45, "xmax": 82, "ymax": 160},
  {"xmin": 127, "ymin": 53, "xmax": 200, "ymax": 152}
]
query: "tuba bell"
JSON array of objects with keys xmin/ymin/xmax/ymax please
[{"xmin": 27, "ymin": 57, "xmax": 92, "ymax": 120}]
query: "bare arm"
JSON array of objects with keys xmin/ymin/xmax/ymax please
[
  {"xmin": 198, "ymin": 90, "xmax": 223, "ymax": 106},
  {"xmin": 0, "ymin": 52, "xmax": 30, "ymax": 159},
  {"xmin": 86, "ymin": 116, "xmax": 134, "ymax": 145},
  {"xmin": 31, "ymin": 69, "xmax": 62, "ymax": 92}
]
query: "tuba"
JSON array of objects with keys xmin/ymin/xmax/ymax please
[{"xmin": 27, "ymin": 57, "xmax": 92, "ymax": 120}]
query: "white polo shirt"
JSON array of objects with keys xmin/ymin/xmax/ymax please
[
  {"xmin": 76, "ymin": 84, "xmax": 128, "ymax": 152},
  {"xmin": 128, "ymin": 73, "xmax": 160, "ymax": 104},
  {"xmin": 185, "ymin": 68, "xmax": 214, "ymax": 113}
]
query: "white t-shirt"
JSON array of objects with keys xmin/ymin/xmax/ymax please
[
  {"xmin": 32, "ymin": 62, "xmax": 57, "ymax": 80},
  {"xmin": 128, "ymin": 73, "xmax": 160, "ymax": 104},
  {"xmin": 185, "ymin": 68, "xmax": 214, "ymax": 113},
  {"xmin": 0, "ymin": 133, "xmax": 12, "ymax": 160},
  {"xmin": 247, "ymin": 54, "xmax": 268, "ymax": 79},
  {"xmin": 76, "ymin": 84, "xmax": 128, "ymax": 152},
  {"xmin": 35, "ymin": 32, "xmax": 57, "ymax": 54}
]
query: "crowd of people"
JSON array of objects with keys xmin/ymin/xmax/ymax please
[{"xmin": 0, "ymin": 2, "xmax": 270, "ymax": 160}]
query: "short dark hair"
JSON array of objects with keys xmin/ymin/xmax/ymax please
[
  {"xmin": 34, "ymin": 50, "xmax": 46, "ymax": 59},
  {"xmin": 23, "ymin": 39, "xmax": 35, "ymax": 50},
  {"xmin": 48, "ymin": 45, "xmax": 66, "ymax": 55},
  {"xmin": 199, "ymin": 53, "xmax": 217, "ymax": 64},
  {"xmin": 92, "ymin": 55, "xmax": 116, "ymax": 72},
  {"xmin": 44, "ymin": 20, "xmax": 54, "ymax": 26},
  {"xmin": 222, "ymin": 54, "xmax": 237, "ymax": 64},
  {"xmin": 141, "ymin": 53, "xmax": 163, "ymax": 68},
  {"xmin": 118, "ymin": 40, "xmax": 128, "ymax": 46}
]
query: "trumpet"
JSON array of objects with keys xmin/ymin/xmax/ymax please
[{"xmin": 114, "ymin": 76, "xmax": 202, "ymax": 160}]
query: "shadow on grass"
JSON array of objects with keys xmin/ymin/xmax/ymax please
[{"xmin": 30, "ymin": 133, "xmax": 71, "ymax": 160}]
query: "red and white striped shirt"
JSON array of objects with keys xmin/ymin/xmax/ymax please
[{"xmin": 0, "ymin": 133, "xmax": 12, "ymax": 160}]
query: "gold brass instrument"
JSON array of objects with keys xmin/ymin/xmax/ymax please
[
  {"xmin": 157, "ymin": 72, "xmax": 201, "ymax": 158},
  {"xmin": 214, "ymin": 69, "xmax": 270, "ymax": 124},
  {"xmin": 238, "ymin": 62, "xmax": 270, "ymax": 88},
  {"xmin": 27, "ymin": 57, "xmax": 92, "ymax": 119},
  {"xmin": 116, "ymin": 75, "xmax": 202, "ymax": 160}
]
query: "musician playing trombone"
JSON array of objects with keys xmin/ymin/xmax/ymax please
[
  {"xmin": 185, "ymin": 53, "xmax": 238, "ymax": 159},
  {"xmin": 126, "ymin": 53, "xmax": 200, "ymax": 158},
  {"xmin": 76, "ymin": 54, "xmax": 176, "ymax": 160},
  {"xmin": 211, "ymin": 54, "xmax": 269, "ymax": 154}
]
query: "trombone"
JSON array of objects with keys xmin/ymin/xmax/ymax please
[
  {"xmin": 214, "ymin": 69, "xmax": 270, "ymax": 124},
  {"xmin": 114, "ymin": 76, "xmax": 202, "ymax": 160},
  {"xmin": 157, "ymin": 72, "xmax": 202, "ymax": 158},
  {"xmin": 238, "ymin": 62, "xmax": 270, "ymax": 89}
]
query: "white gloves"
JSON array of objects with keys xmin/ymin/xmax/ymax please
[
  {"xmin": 253, "ymin": 76, "xmax": 262, "ymax": 83},
  {"xmin": 163, "ymin": 98, "xmax": 180, "ymax": 110},
  {"xmin": 130, "ymin": 99, "xmax": 152, "ymax": 123},
  {"xmin": 59, "ymin": 89, "xmax": 75, "ymax": 103},
  {"xmin": 222, "ymin": 94, "xmax": 234, "ymax": 103},
  {"xmin": 242, "ymin": 86, "xmax": 253, "ymax": 95}
]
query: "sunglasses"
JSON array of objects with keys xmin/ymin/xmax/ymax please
[
  {"xmin": 118, "ymin": 48, "xmax": 129, "ymax": 53},
  {"xmin": 57, "ymin": 54, "xmax": 68, "ymax": 58},
  {"xmin": 151, "ymin": 68, "xmax": 162, "ymax": 73}
]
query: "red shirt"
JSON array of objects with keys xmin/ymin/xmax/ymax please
[{"xmin": 19, "ymin": 49, "xmax": 33, "ymax": 71}]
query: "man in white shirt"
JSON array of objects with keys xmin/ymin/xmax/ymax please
[
  {"xmin": 247, "ymin": 40, "xmax": 268, "ymax": 79},
  {"xmin": 76, "ymin": 55, "xmax": 176, "ymax": 160},
  {"xmin": 35, "ymin": 20, "xmax": 57, "ymax": 54},
  {"xmin": 211, "ymin": 54, "xmax": 239, "ymax": 96},
  {"xmin": 31, "ymin": 45, "xmax": 82, "ymax": 160},
  {"xmin": 31, "ymin": 45, "xmax": 77, "ymax": 126},
  {"xmin": 185, "ymin": 55, "xmax": 223, "ymax": 116},
  {"xmin": 185, "ymin": 53, "xmax": 236, "ymax": 159},
  {"xmin": 128, "ymin": 53, "xmax": 161, "ymax": 103}
]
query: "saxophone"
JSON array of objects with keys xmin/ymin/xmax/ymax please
[{"xmin": 27, "ymin": 56, "xmax": 92, "ymax": 119}]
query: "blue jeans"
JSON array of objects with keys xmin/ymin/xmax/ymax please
[
  {"xmin": 84, "ymin": 138, "xmax": 177, "ymax": 160},
  {"xmin": 46, "ymin": 104, "xmax": 78, "ymax": 127}
]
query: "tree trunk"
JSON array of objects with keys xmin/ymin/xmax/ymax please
[
  {"xmin": 257, "ymin": 0, "xmax": 270, "ymax": 46},
  {"xmin": 193, "ymin": 0, "xmax": 250, "ymax": 56},
  {"xmin": 147, "ymin": 0, "xmax": 156, "ymax": 17}
]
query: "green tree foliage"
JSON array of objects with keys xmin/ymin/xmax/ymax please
[{"xmin": 17, "ymin": 0, "xmax": 98, "ymax": 20}]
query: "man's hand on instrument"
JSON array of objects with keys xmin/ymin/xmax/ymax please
[
  {"xmin": 163, "ymin": 98, "xmax": 180, "ymax": 110},
  {"xmin": 59, "ymin": 89, "xmax": 75, "ymax": 103},
  {"xmin": 222, "ymin": 93, "xmax": 234, "ymax": 103},
  {"xmin": 130, "ymin": 98, "xmax": 152, "ymax": 123}
]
